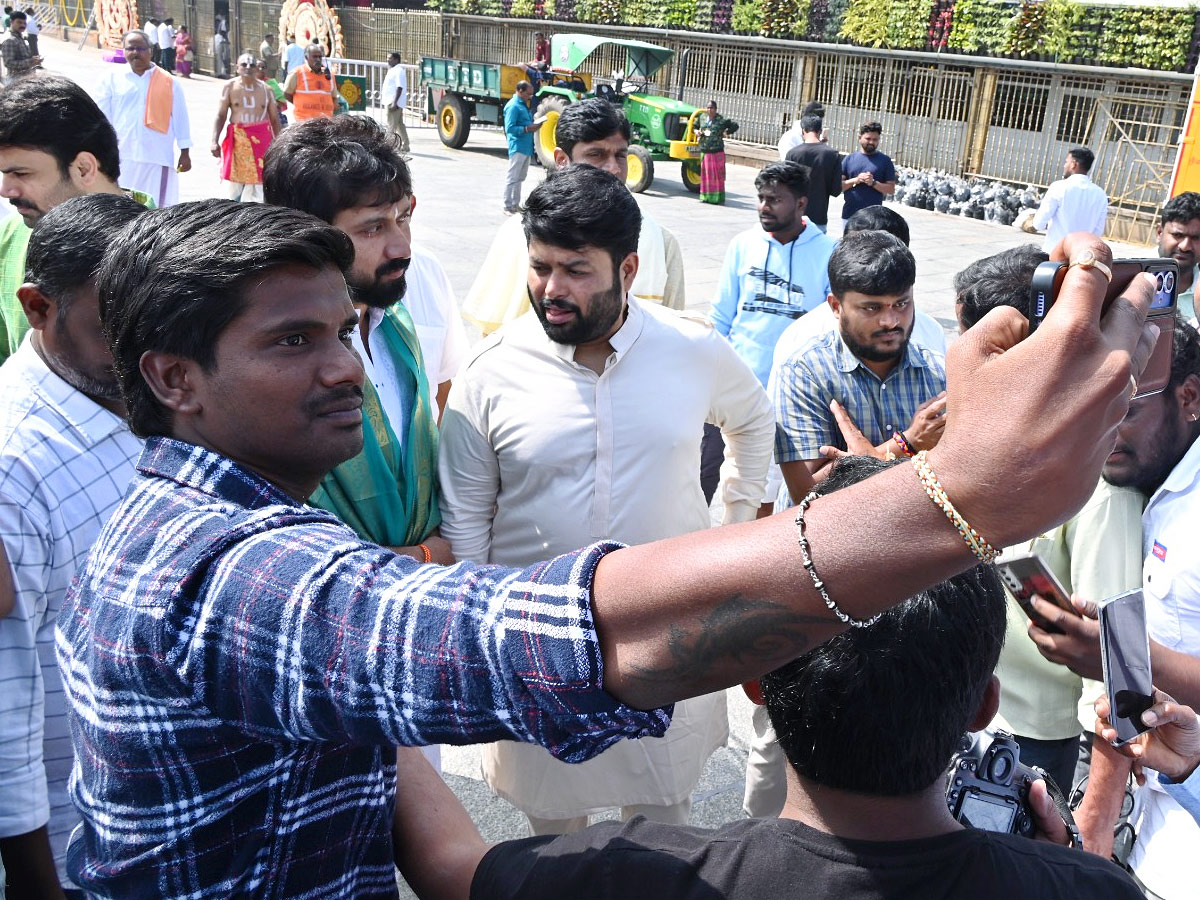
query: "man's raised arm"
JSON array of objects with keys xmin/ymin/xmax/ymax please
[{"xmin": 592, "ymin": 235, "xmax": 1155, "ymax": 710}]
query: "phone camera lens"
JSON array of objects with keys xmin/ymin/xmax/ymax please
[{"xmin": 1164, "ymin": 271, "xmax": 1175, "ymax": 295}]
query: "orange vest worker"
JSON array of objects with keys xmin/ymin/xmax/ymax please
[{"xmin": 293, "ymin": 66, "xmax": 336, "ymax": 121}]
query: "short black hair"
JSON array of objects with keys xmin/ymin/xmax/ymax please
[
  {"xmin": 515, "ymin": 80, "xmax": 531, "ymax": 93},
  {"xmin": 7, "ymin": 10, "xmax": 24, "ymax": 21},
  {"xmin": 1068, "ymin": 147, "xmax": 1095, "ymax": 173},
  {"xmin": 163, "ymin": 17, "xmax": 173, "ymax": 24},
  {"xmin": 388, "ymin": 51, "xmax": 401, "ymax": 63},
  {"xmin": 859, "ymin": 120, "xmax": 882, "ymax": 136},
  {"xmin": 954, "ymin": 244, "xmax": 1047, "ymax": 330},
  {"xmin": 0, "ymin": 75, "xmax": 121, "ymax": 181},
  {"xmin": 263, "ymin": 114, "xmax": 412, "ymax": 223},
  {"xmin": 755, "ymin": 160, "xmax": 810, "ymax": 200},
  {"xmin": 1168, "ymin": 319, "xmax": 1200, "ymax": 396},
  {"xmin": 828, "ymin": 230, "xmax": 916, "ymax": 298},
  {"xmin": 844, "ymin": 205, "xmax": 911, "ymax": 246},
  {"xmin": 1161, "ymin": 192, "xmax": 1200, "ymax": 227},
  {"xmin": 98, "ymin": 199, "xmax": 355, "ymax": 438},
  {"xmin": 24, "ymin": 193, "xmax": 145, "ymax": 312},
  {"xmin": 522, "ymin": 165, "xmax": 640, "ymax": 267},
  {"xmin": 799, "ymin": 111, "xmax": 823, "ymax": 134},
  {"xmin": 761, "ymin": 455, "xmax": 1006, "ymax": 796},
  {"xmin": 555, "ymin": 98, "xmax": 630, "ymax": 159}
]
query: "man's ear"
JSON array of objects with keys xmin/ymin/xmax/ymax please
[
  {"xmin": 16, "ymin": 284, "xmax": 53, "ymax": 331},
  {"xmin": 826, "ymin": 293, "xmax": 840, "ymax": 319},
  {"xmin": 742, "ymin": 680, "xmax": 765, "ymax": 706},
  {"xmin": 552, "ymin": 147, "xmax": 570, "ymax": 170},
  {"xmin": 139, "ymin": 351, "xmax": 204, "ymax": 417},
  {"xmin": 619, "ymin": 251, "xmax": 639, "ymax": 293},
  {"xmin": 967, "ymin": 674, "xmax": 1001, "ymax": 733},
  {"xmin": 1177, "ymin": 373, "xmax": 1200, "ymax": 426},
  {"xmin": 67, "ymin": 151, "xmax": 104, "ymax": 191}
]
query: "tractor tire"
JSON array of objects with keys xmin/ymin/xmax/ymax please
[
  {"xmin": 535, "ymin": 97, "xmax": 569, "ymax": 169},
  {"xmin": 681, "ymin": 159, "xmax": 702, "ymax": 194},
  {"xmin": 626, "ymin": 145, "xmax": 654, "ymax": 193},
  {"xmin": 437, "ymin": 94, "xmax": 471, "ymax": 149}
]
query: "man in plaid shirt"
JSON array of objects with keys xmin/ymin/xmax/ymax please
[{"xmin": 57, "ymin": 194, "xmax": 1157, "ymax": 898}]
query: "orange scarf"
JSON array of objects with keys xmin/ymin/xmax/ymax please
[{"xmin": 143, "ymin": 66, "xmax": 174, "ymax": 134}]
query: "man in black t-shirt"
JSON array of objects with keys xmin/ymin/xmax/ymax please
[
  {"xmin": 392, "ymin": 457, "xmax": 1145, "ymax": 900},
  {"xmin": 784, "ymin": 110, "xmax": 841, "ymax": 232}
]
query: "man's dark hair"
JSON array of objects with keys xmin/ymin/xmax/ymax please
[
  {"xmin": 1068, "ymin": 147, "xmax": 1094, "ymax": 174},
  {"xmin": 98, "ymin": 199, "xmax": 355, "ymax": 438},
  {"xmin": 0, "ymin": 75, "xmax": 121, "ymax": 181},
  {"xmin": 1167, "ymin": 319, "xmax": 1200, "ymax": 397},
  {"xmin": 859, "ymin": 120, "xmax": 882, "ymax": 136},
  {"xmin": 800, "ymin": 111, "xmax": 823, "ymax": 134},
  {"xmin": 163, "ymin": 17, "xmax": 173, "ymax": 25},
  {"xmin": 3, "ymin": 8, "xmax": 12, "ymax": 15},
  {"xmin": 954, "ymin": 244, "xmax": 1047, "ymax": 330},
  {"xmin": 7, "ymin": 10, "xmax": 24, "ymax": 22},
  {"xmin": 754, "ymin": 160, "xmax": 810, "ymax": 199},
  {"xmin": 555, "ymin": 98, "xmax": 630, "ymax": 159},
  {"xmin": 844, "ymin": 205, "xmax": 911, "ymax": 246},
  {"xmin": 522, "ymin": 165, "xmax": 640, "ymax": 266},
  {"xmin": 24, "ymin": 194, "xmax": 145, "ymax": 315},
  {"xmin": 1161, "ymin": 191, "xmax": 1200, "ymax": 227},
  {"xmin": 263, "ymin": 114, "xmax": 411, "ymax": 223},
  {"xmin": 387, "ymin": 51, "xmax": 401, "ymax": 63},
  {"xmin": 761, "ymin": 455, "xmax": 1006, "ymax": 796},
  {"xmin": 828, "ymin": 230, "xmax": 916, "ymax": 299}
]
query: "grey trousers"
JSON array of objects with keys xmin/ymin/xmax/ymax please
[
  {"xmin": 504, "ymin": 152, "xmax": 530, "ymax": 211},
  {"xmin": 387, "ymin": 105, "xmax": 410, "ymax": 152}
]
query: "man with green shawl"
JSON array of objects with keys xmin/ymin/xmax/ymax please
[{"xmin": 263, "ymin": 115, "xmax": 450, "ymax": 564}]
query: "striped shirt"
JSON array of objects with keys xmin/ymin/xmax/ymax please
[
  {"xmin": 0, "ymin": 336, "xmax": 141, "ymax": 882},
  {"xmin": 57, "ymin": 436, "xmax": 669, "ymax": 899},
  {"xmin": 772, "ymin": 330, "xmax": 946, "ymax": 464}
]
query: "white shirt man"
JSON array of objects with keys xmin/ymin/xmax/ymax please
[
  {"xmin": 1033, "ymin": 149, "xmax": 1108, "ymax": 252},
  {"xmin": 404, "ymin": 245, "xmax": 468, "ymax": 411},
  {"xmin": 93, "ymin": 33, "xmax": 192, "ymax": 207},
  {"xmin": 157, "ymin": 20, "xmax": 174, "ymax": 56},
  {"xmin": 1129, "ymin": 436, "xmax": 1200, "ymax": 900}
]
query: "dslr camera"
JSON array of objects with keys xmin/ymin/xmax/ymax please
[{"xmin": 946, "ymin": 730, "xmax": 1041, "ymax": 837}]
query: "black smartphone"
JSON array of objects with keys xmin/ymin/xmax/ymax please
[
  {"xmin": 997, "ymin": 553, "xmax": 1077, "ymax": 633},
  {"xmin": 1029, "ymin": 258, "xmax": 1178, "ymax": 399},
  {"xmin": 1097, "ymin": 589, "xmax": 1155, "ymax": 747}
]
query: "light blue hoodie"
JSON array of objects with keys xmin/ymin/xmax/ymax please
[{"xmin": 711, "ymin": 223, "xmax": 836, "ymax": 386}]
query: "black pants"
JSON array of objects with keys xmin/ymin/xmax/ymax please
[
  {"xmin": 160, "ymin": 46, "xmax": 175, "ymax": 72},
  {"xmin": 25, "ymin": 33, "xmax": 36, "ymax": 55},
  {"xmin": 1012, "ymin": 733, "xmax": 1079, "ymax": 797},
  {"xmin": 151, "ymin": 45, "xmax": 160, "ymax": 65}
]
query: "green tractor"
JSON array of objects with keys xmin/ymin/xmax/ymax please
[{"xmin": 532, "ymin": 34, "xmax": 703, "ymax": 194}]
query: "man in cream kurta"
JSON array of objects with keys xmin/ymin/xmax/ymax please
[
  {"xmin": 440, "ymin": 169, "xmax": 772, "ymax": 834},
  {"xmin": 93, "ymin": 30, "xmax": 191, "ymax": 207}
]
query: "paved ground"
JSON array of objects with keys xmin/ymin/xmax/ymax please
[{"xmin": 35, "ymin": 35, "xmax": 1152, "ymax": 893}]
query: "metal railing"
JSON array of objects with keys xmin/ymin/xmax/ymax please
[{"xmin": 327, "ymin": 57, "xmax": 427, "ymax": 125}]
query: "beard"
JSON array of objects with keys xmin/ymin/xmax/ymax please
[
  {"xmin": 1103, "ymin": 401, "xmax": 1183, "ymax": 495},
  {"xmin": 840, "ymin": 319, "xmax": 912, "ymax": 363},
  {"xmin": 530, "ymin": 269, "xmax": 625, "ymax": 345},
  {"xmin": 349, "ymin": 258, "xmax": 409, "ymax": 309}
]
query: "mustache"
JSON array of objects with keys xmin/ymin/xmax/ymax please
[
  {"xmin": 872, "ymin": 327, "xmax": 905, "ymax": 338},
  {"xmin": 541, "ymin": 297, "xmax": 580, "ymax": 314},
  {"xmin": 9, "ymin": 198, "xmax": 35, "ymax": 211},
  {"xmin": 303, "ymin": 385, "xmax": 364, "ymax": 417},
  {"xmin": 375, "ymin": 258, "xmax": 410, "ymax": 279}
]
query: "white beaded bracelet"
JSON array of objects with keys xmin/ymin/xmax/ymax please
[{"xmin": 795, "ymin": 491, "xmax": 882, "ymax": 629}]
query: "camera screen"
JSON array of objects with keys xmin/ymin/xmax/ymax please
[{"xmin": 959, "ymin": 792, "xmax": 1017, "ymax": 833}]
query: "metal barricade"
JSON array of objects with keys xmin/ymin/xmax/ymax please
[{"xmin": 328, "ymin": 57, "xmax": 427, "ymax": 127}]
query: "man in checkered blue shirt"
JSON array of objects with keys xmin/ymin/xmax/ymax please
[
  {"xmin": 54, "ymin": 195, "xmax": 1159, "ymax": 899},
  {"xmin": 772, "ymin": 230, "xmax": 947, "ymax": 505},
  {"xmin": 0, "ymin": 193, "xmax": 146, "ymax": 896}
]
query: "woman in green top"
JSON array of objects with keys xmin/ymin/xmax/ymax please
[{"xmin": 698, "ymin": 100, "xmax": 738, "ymax": 205}]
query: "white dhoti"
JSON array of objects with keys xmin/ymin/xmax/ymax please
[
  {"xmin": 481, "ymin": 690, "xmax": 728, "ymax": 825},
  {"xmin": 122, "ymin": 160, "xmax": 179, "ymax": 208}
]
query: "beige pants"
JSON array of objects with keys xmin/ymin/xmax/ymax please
[
  {"xmin": 742, "ymin": 704, "xmax": 787, "ymax": 818},
  {"xmin": 526, "ymin": 797, "xmax": 693, "ymax": 836},
  {"xmin": 387, "ymin": 105, "xmax": 410, "ymax": 152}
]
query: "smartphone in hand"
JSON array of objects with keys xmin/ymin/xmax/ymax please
[
  {"xmin": 1098, "ymin": 589, "xmax": 1155, "ymax": 747},
  {"xmin": 997, "ymin": 553, "xmax": 1077, "ymax": 633}
]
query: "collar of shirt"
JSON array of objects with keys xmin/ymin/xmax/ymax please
[
  {"xmin": 9, "ymin": 334, "xmax": 130, "ymax": 447},
  {"xmin": 833, "ymin": 329, "xmax": 928, "ymax": 378},
  {"xmin": 542, "ymin": 292, "xmax": 645, "ymax": 368},
  {"xmin": 136, "ymin": 435, "xmax": 301, "ymax": 512},
  {"xmin": 1065, "ymin": 173, "xmax": 1092, "ymax": 185}
]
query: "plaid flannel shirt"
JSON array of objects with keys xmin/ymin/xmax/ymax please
[
  {"xmin": 772, "ymin": 330, "xmax": 946, "ymax": 465},
  {"xmin": 57, "ymin": 437, "xmax": 670, "ymax": 900}
]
